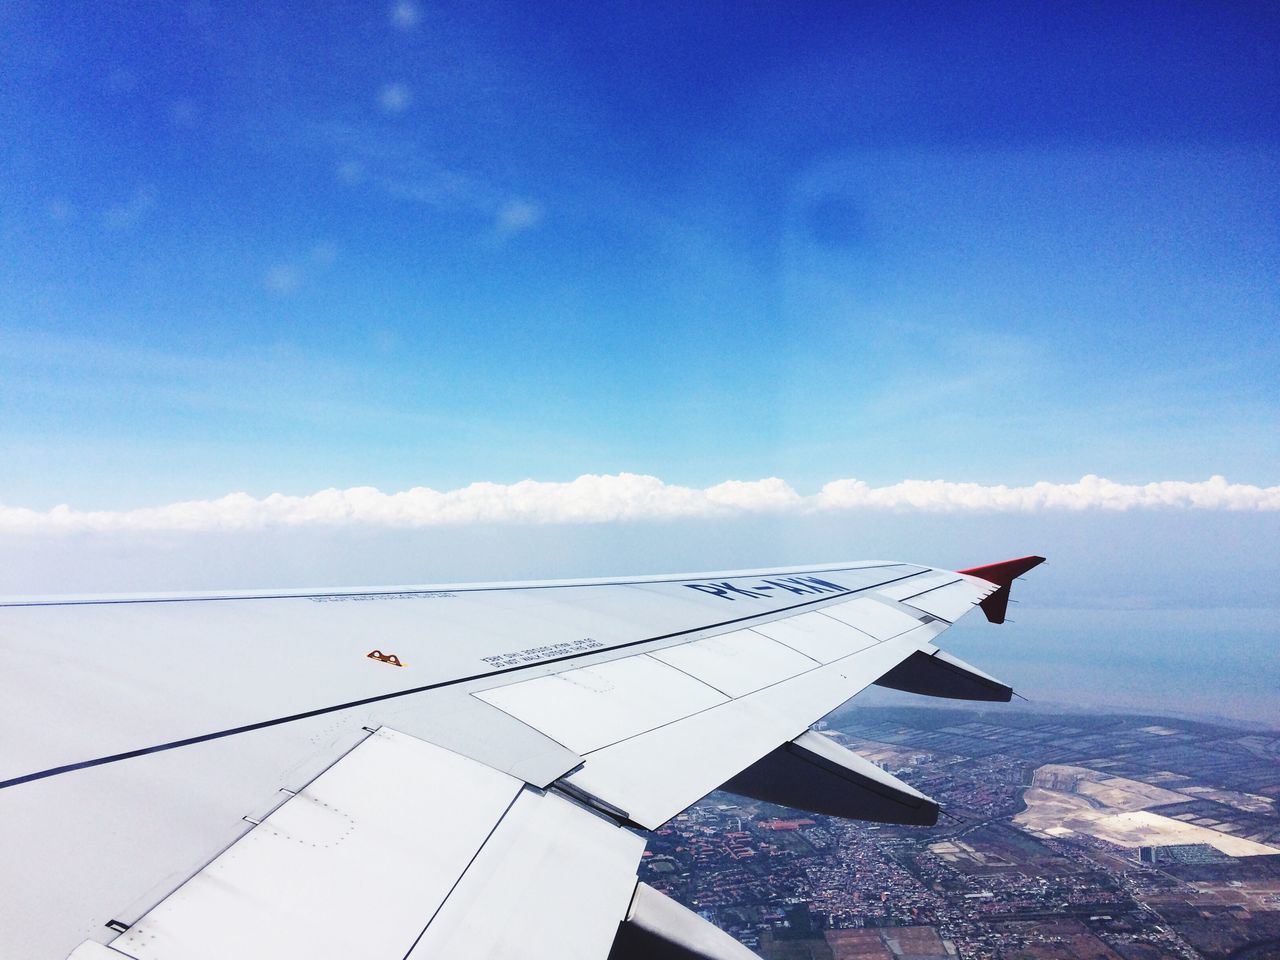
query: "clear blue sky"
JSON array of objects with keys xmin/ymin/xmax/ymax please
[{"xmin": 2, "ymin": 1, "xmax": 1277, "ymax": 509}]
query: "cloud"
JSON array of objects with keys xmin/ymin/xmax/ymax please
[
  {"xmin": 495, "ymin": 199, "xmax": 543, "ymax": 238},
  {"xmin": 316, "ymin": 122, "xmax": 546, "ymax": 240},
  {"xmin": 813, "ymin": 475, "xmax": 1280, "ymax": 512},
  {"xmin": 389, "ymin": 0, "xmax": 421, "ymax": 30},
  {"xmin": 2, "ymin": 475, "xmax": 1276, "ymax": 534},
  {"xmin": 378, "ymin": 82, "xmax": 413, "ymax": 114}
]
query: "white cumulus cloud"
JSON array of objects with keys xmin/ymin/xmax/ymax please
[
  {"xmin": 1, "ymin": 475, "xmax": 1277, "ymax": 534},
  {"xmin": 814, "ymin": 475, "xmax": 1280, "ymax": 512}
]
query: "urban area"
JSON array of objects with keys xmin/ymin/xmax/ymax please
[{"xmin": 643, "ymin": 706, "xmax": 1280, "ymax": 960}]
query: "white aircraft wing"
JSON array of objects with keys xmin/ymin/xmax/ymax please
[{"xmin": 0, "ymin": 556, "xmax": 1044, "ymax": 960}]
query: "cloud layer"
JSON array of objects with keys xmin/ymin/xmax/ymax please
[{"xmin": 1, "ymin": 475, "xmax": 1276, "ymax": 533}]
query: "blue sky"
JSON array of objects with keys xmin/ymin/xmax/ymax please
[
  {"xmin": 0, "ymin": 3, "xmax": 1278, "ymax": 724},
  {"xmin": 2, "ymin": 1, "xmax": 1277, "ymax": 508}
]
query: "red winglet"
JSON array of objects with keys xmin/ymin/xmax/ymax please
[{"xmin": 956, "ymin": 555, "xmax": 1046, "ymax": 624}]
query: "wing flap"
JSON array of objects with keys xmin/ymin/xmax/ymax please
[
  {"xmin": 749, "ymin": 610, "xmax": 878, "ymax": 663},
  {"xmin": 819, "ymin": 596, "xmax": 926, "ymax": 639},
  {"xmin": 874, "ymin": 644, "xmax": 1014, "ymax": 701},
  {"xmin": 475, "ymin": 655, "xmax": 729, "ymax": 754},
  {"xmin": 67, "ymin": 945, "xmax": 131, "ymax": 960},
  {"xmin": 405, "ymin": 789, "xmax": 645, "ymax": 960},
  {"xmin": 103, "ymin": 728, "xmax": 525, "ymax": 960},
  {"xmin": 721, "ymin": 729, "xmax": 939, "ymax": 826},
  {"xmin": 648, "ymin": 628, "xmax": 819, "ymax": 697},
  {"xmin": 609, "ymin": 882, "xmax": 761, "ymax": 960},
  {"xmin": 561, "ymin": 624, "xmax": 943, "ymax": 829}
]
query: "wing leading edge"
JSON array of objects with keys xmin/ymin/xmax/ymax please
[{"xmin": 0, "ymin": 557, "xmax": 1043, "ymax": 960}]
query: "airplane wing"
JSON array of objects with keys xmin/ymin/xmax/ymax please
[{"xmin": 0, "ymin": 556, "xmax": 1044, "ymax": 960}]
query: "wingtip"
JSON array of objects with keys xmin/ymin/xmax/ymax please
[
  {"xmin": 956, "ymin": 555, "xmax": 1046, "ymax": 585},
  {"xmin": 956, "ymin": 556, "xmax": 1045, "ymax": 624}
]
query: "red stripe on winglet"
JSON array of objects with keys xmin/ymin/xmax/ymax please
[
  {"xmin": 957, "ymin": 555, "xmax": 1046, "ymax": 586},
  {"xmin": 956, "ymin": 555, "xmax": 1046, "ymax": 624}
]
